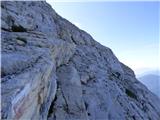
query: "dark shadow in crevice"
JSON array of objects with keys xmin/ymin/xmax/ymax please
[
  {"xmin": 11, "ymin": 25, "xmax": 27, "ymax": 32},
  {"xmin": 47, "ymin": 95, "xmax": 57, "ymax": 118},
  {"xmin": 125, "ymin": 89, "xmax": 137, "ymax": 100}
]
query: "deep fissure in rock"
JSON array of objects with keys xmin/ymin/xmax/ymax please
[
  {"xmin": 47, "ymin": 95, "xmax": 57, "ymax": 118},
  {"xmin": 11, "ymin": 25, "xmax": 27, "ymax": 32},
  {"xmin": 125, "ymin": 89, "xmax": 137, "ymax": 100}
]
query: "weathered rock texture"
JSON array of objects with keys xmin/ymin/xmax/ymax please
[{"xmin": 1, "ymin": 1, "xmax": 160, "ymax": 120}]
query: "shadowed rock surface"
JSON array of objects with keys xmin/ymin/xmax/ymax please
[{"xmin": 1, "ymin": 1, "xmax": 160, "ymax": 120}]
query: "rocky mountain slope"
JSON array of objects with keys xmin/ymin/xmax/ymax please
[{"xmin": 1, "ymin": 1, "xmax": 160, "ymax": 120}]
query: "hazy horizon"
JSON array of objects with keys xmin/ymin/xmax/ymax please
[{"xmin": 46, "ymin": 1, "xmax": 159, "ymax": 75}]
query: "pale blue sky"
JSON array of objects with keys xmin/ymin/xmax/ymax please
[{"xmin": 47, "ymin": 1, "xmax": 159, "ymax": 75}]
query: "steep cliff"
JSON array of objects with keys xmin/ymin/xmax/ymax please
[{"xmin": 1, "ymin": 1, "xmax": 160, "ymax": 120}]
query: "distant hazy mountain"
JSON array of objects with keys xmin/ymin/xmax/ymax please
[
  {"xmin": 136, "ymin": 69, "xmax": 160, "ymax": 78},
  {"xmin": 138, "ymin": 74, "xmax": 160, "ymax": 98}
]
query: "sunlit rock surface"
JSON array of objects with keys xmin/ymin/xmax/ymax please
[{"xmin": 1, "ymin": 1, "xmax": 160, "ymax": 120}]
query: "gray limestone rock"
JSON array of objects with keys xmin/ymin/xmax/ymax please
[{"xmin": 1, "ymin": 1, "xmax": 160, "ymax": 120}]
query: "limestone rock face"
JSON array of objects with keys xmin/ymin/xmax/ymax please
[{"xmin": 1, "ymin": 1, "xmax": 160, "ymax": 120}]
